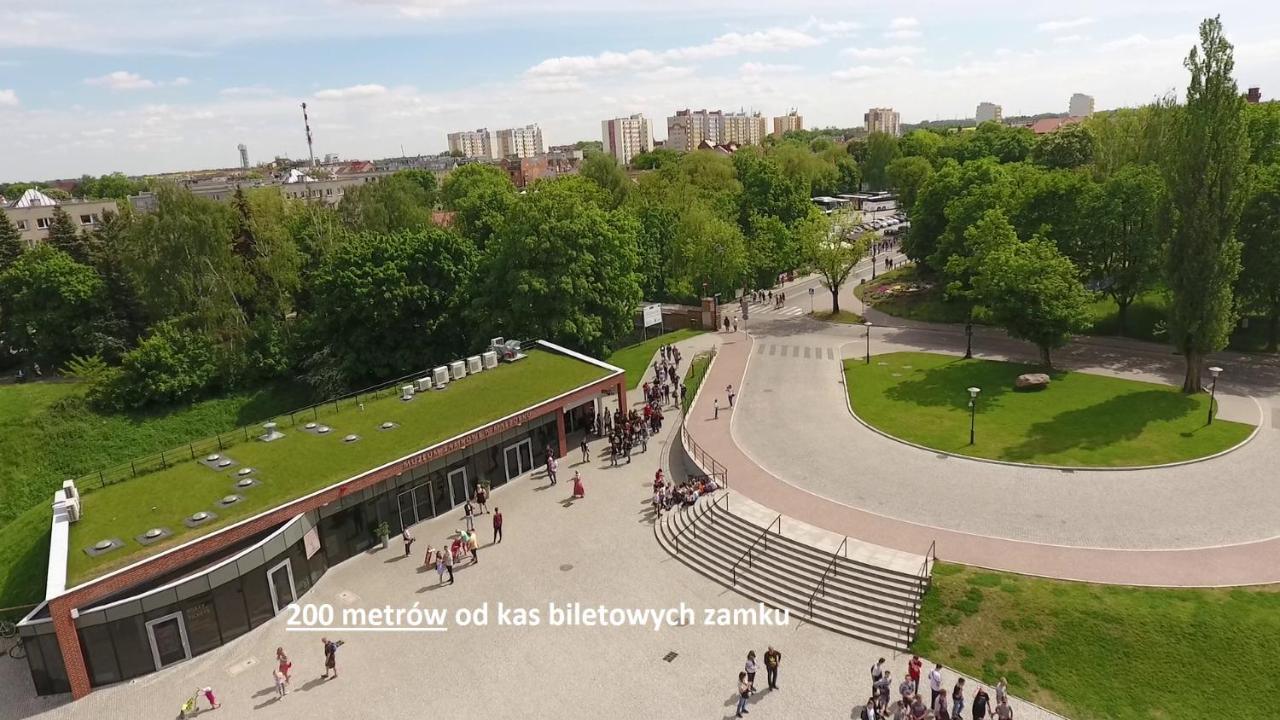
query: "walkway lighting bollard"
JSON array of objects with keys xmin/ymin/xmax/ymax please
[
  {"xmin": 863, "ymin": 320, "xmax": 873, "ymax": 364},
  {"xmin": 1207, "ymin": 366, "xmax": 1223, "ymax": 425},
  {"xmin": 967, "ymin": 386, "xmax": 981, "ymax": 445}
]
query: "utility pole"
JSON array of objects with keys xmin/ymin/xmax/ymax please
[{"xmin": 301, "ymin": 102, "xmax": 316, "ymax": 168}]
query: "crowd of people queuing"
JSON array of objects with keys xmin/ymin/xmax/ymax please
[{"xmin": 861, "ymin": 656, "xmax": 1015, "ymax": 720}]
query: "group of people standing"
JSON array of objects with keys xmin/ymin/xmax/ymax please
[
  {"xmin": 734, "ymin": 646, "xmax": 783, "ymax": 717},
  {"xmin": 863, "ymin": 656, "xmax": 1015, "ymax": 720}
]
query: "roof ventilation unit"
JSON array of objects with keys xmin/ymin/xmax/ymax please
[
  {"xmin": 432, "ymin": 366, "xmax": 450, "ymax": 388},
  {"xmin": 467, "ymin": 355, "xmax": 483, "ymax": 374},
  {"xmin": 449, "ymin": 360, "xmax": 467, "ymax": 381},
  {"xmin": 482, "ymin": 350, "xmax": 498, "ymax": 369},
  {"xmin": 414, "ymin": 377, "xmax": 433, "ymax": 393},
  {"xmin": 401, "ymin": 384, "xmax": 415, "ymax": 401}
]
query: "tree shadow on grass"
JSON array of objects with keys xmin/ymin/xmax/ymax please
[
  {"xmin": 1002, "ymin": 390, "xmax": 1197, "ymax": 462},
  {"xmin": 882, "ymin": 356, "xmax": 1061, "ymax": 412}
]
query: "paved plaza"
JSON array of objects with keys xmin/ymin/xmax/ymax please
[{"xmin": 0, "ymin": 337, "xmax": 1059, "ymax": 719}]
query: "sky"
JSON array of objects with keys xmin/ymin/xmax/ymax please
[{"xmin": 1, "ymin": 1, "xmax": 1278, "ymax": 181}]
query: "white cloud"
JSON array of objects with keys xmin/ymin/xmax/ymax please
[
  {"xmin": 888, "ymin": 17, "xmax": 918, "ymax": 30},
  {"xmin": 0, "ymin": 89, "xmax": 17, "ymax": 107},
  {"xmin": 740, "ymin": 62, "xmax": 802, "ymax": 75},
  {"xmin": 1037, "ymin": 17, "xmax": 1094, "ymax": 33},
  {"xmin": 85, "ymin": 70, "xmax": 156, "ymax": 90},
  {"xmin": 344, "ymin": 0, "xmax": 467, "ymax": 18},
  {"xmin": 313, "ymin": 84, "xmax": 389, "ymax": 99},
  {"xmin": 831, "ymin": 65, "xmax": 884, "ymax": 81},
  {"xmin": 220, "ymin": 85, "xmax": 275, "ymax": 97},
  {"xmin": 171, "ymin": 77, "xmax": 191, "ymax": 87},
  {"xmin": 801, "ymin": 18, "xmax": 860, "ymax": 37},
  {"xmin": 1053, "ymin": 34, "xmax": 1086, "ymax": 45},
  {"xmin": 842, "ymin": 45, "xmax": 924, "ymax": 60},
  {"xmin": 884, "ymin": 29, "xmax": 921, "ymax": 40}
]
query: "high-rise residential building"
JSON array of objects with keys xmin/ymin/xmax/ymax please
[
  {"xmin": 864, "ymin": 107, "xmax": 901, "ymax": 136},
  {"xmin": 666, "ymin": 109, "xmax": 770, "ymax": 151},
  {"xmin": 772, "ymin": 110, "xmax": 803, "ymax": 137},
  {"xmin": 494, "ymin": 124, "xmax": 545, "ymax": 159},
  {"xmin": 238, "ymin": 144, "xmax": 249, "ymax": 170},
  {"xmin": 975, "ymin": 102, "xmax": 1003, "ymax": 124},
  {"xmin": 1069, "ymin": 93, "xmax": 1095, "ymax": 117},
  {"xmin": 1246, "ymin": 87, "xmax": 1262, "ymax": 103},
  {"xmin": 447, "ymin": 128, "xmax": 495, "ymax": 159},
  {"xmin": 602, "ymin": 114, "xmax": 653, "ymax": 165},
  {"xmin": 722, "ymin": 111, "xmax": 768, "ymax": 146}
]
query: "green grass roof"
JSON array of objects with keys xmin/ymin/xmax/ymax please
[{"xmin": 67, "ymin": 349, "xmax": 613, "ymax": 586}]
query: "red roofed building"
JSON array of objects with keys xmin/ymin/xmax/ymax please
[{"xmin": 1026, "ymin": 116, "xmax": 1086, "ymax": 135}]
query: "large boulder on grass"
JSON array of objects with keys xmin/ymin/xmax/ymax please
[{"xmin": 1015, "ymin": 373, "xmax": 1050, "ymax": 391}]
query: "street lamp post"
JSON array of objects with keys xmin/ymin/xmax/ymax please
[
  {"xmin": 864, "ymin": 320, "xmax": 873, "ymax": 364},
  {"xmin": 1207, "ymin": 366, "xmax": 1223, "ymax": 425},
  {"xmin": 964, "ymin": 318, "xmax": 974, "ymax": 359},
  {"xmin": 967, "ymin": 386, "xmax": 981, "ymax": 445},
  {"xmin": 871, "ymin": 242, "xmax": 878, "ymax": 279}
]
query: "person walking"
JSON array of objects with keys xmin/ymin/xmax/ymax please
[
  {"xmin": 200, "ymin": 686, "xmax": 221, "ymax": 710},
  {"xmin": 463, "ymin": 500, "xmax": 475, "ymax": 533},
  {"xmin": 276, "ymin": 647, "xmax": 292, "ymax": 684},
  {"xmin": 744, "ymin": 651, "xmax": 758, "ymax": 693},
  {"xmin": 467, "ymin": 530, "xmax": 479, "ymax": 564},
  {"xmin": 433, "ymin": 548, "xmax": 446, "ymax": 584},
  {"xmin": 714, "ymin": 398, "xmax": 720, "ymax": 419},
  {"xmin": 735, "ymin": 672, "xmax": 751, "ymax": 717},
  {"xmin": 995, "ymin": 677, "xmax": 1008, "ymax": 708},
  {"xmin": 726, "ymin": 384, "xmax": 735, "ymax": 407},
  {"xmin": 547, "ymin": 455, "xmax": 558, "ymax": 485},
  {"xmin": 443, "ymin": 547, "xmax": 455, "ymax": 585},
  {"xmin": 764, "ymin": 646, "xmax": 781, "ymax": 690},
  {"xmin": 733, "ymin": 318, "xmax": 739, "ymax": 333},
  {"xmin": 493, "ymin": 508, "xmax": 503, "ymax": 543},
  {"xmin": 321, "ymin": 637, "xmax": 338, "ymax": 680},
  {"xmin": 580, "ymin": 436, "xmax": 589, "ymax": 463},
  {"xmin": 874, "ymin": 670, "xmax": 892, "ymax": 710},
  {"xmin": 972, "ymin": 686, "xmax": 991, "ymax": 720},
  {"xmin": 993, "ymin": 698, "xmax": 1013, "ymax": 720},
  {"xmin": 402, "ymin": 527, "xmax": 414, "ymax": 557},
  {"xmin": 952, "ymin": 678, "xmax": 966, "ymax": 719},
  {"xmin": 929, "ymin": 664, "xmax": 944, "ymax": 710},
  {"xmin": 871, "ymin": 657, "xmax": 886, "ymax": 686},
  {"xmin": 475, "ymin": 485, "xmax": 489, "ymax": 514},
  {"xmin": 273, "ymin": 668, "xmax": 288, "ymax": 699},
  {"xmin": 907, "ymin": 655, "xmax": 922, "ymax": 697}
]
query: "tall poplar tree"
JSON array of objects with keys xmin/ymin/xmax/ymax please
[{"xmin": 1166, "ymin": 16, "xmax": 1249, "ymax": 392}]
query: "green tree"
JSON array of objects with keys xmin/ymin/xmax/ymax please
[
  {"xmin": 105, "ymin": 321, "xmax": 219, "ymax": 408},
  {"xmin": 1165, "ymin": 16, "xmax": 1250, "ymax": 392},
  {"xmin": 307, "ymin": 227, "xmax": 476, "ymax": 385},
  {"xmin": 903, "ymin": 159, "xmax": 962, "ymax": 269},
  {"xmin": 884, "ymin": 156, "xmax": 934, "ymax": 213},
  {"xmin": 338, "ymin": 172, "xmax": 435, "ymax": 234},
  {"xmin": 629, "ymin": 148, "xmax": 681, "ymax": 170},
  {"xmin": 734, "ymin": 148, "xmax": 811, "ymax": 228},
  {"xmin": 1031, "ymin": 123, "xmax": 1096, "ymax": 169},
  {"xmin": 88, "ymin": 209, "xmax": 148, "ymax": 357},
  {"xmin": 899, "ymin": 129, "xmax": 944, "ymax": 163},
  {"xmin": 671, "ymin": 203, "xmax": 748, "ymax": 299},
  {"xmin": 1088, "ymin": 99, "xmax": 1177, "ymax": 178},
  {"xmin": 480, "ymin": 176, "xmax": 641, "ymax": 356},
  {"xmin": 233, "ymin": 188, "xmax": 303, "ymax": 321},
  {"xmin": 932, "ymin": 159, "xmax": 1016, "ymax": 281},
  {"xmin": 579, "ymin": 152, "xmax": 630, "ymax": 208},
  {"xmin": 1010, "ymin": 166, "xmax": 1096, "ymax": 269},
  {"xmin": 802, "ymin": 212, "xmax": 871, "ymax": 315},
  {"xmin": 770, "ymin": 142, "xmax": 838, "ymax": 196},
  {"xmin": 1237, "ymin": 164, "xmax": 1280, "ymax": 349},
  {"xmin": 0, "ymin": 245, "xmax": 106, "ymax": 366},
  {"xmin": 439, "ymin": 163, "xmax": 517, "ymax": 247},
  {"xmin": 0, "ymin": 212, "xmax": 23, "ymax": 271},
  {"xmin": 1244, "ymin": 100, "xmax": 1280, "ymax": 166},
  {"xmin": 1084, "ymin": 165, "xmax": 1170, "ymax": 335},
  {"xmin": 47, "ymin": 206, "xmax": 92, "ymax": 263},
  {"xmin": 835, "ymin": 155, "xmax": 861, "ymax": 193},
  {"xmin": 974, "ymin": 227, "xmax": 1093, "ymax": 367},
  {"xmin": 861, "ymin": 132, "xmax": 901, "ymax": 190}
]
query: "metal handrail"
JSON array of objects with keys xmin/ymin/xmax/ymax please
[
  {"xmin": 730, "ymin": 514, "xmax": 781, "ymax": 586},
  {"xmin": 670, "ymin": 493, "xmax": 728, "ymax": 555},
  {"xmin": 806, "ymin": 536, "xmax": 849, "ymax": 617},
  {"xmin": 903, "ymin": 540, "xmax": 937, "ymax": 644},
  {"xmin": 681, "ymin": 422, "xmax": 729, "ymax": 490}
]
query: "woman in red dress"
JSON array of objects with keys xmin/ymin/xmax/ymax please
[{"xmin": 572, "ymin": 470, "xmax": 585, "ymax": 498}]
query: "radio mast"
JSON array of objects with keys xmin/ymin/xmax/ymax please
[{"xmin": 301, "ymin": 102, "xmax": 316, "ymax": 167}]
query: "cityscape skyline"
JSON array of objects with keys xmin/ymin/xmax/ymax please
[{"xmin": 1, "ymin": 1, "xmax": 1278, "ymax": 181}]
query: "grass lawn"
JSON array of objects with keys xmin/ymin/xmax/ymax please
[
  {"xmin": 0, "ymin": 379, "xmax": 313, "ymax": 614},
  {"xmin": 682, "ymin": 351, "xmax": 714, "ymax": 414},
  {"xmin": 915, "ymin": 562, "xmax": 1280, "ymax": 720},
  {"xmin": 845, "ymin": 351, "xmax": 1252, "ymax": 467},
  {"xmin": 811, "ymin": 309, "xmax": 866, "ymax": 324},
  {"xmin": 606, "ymin": 328, "xmax": 704, "ymax": 390},
  {"xmin": 66, "ymin": 350, "xmax": 610, "ymax": 585}
]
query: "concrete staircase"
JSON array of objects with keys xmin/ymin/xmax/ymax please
[{"xmin": 654, "ymin": 495, "xmax": 927, "ymax": 650}]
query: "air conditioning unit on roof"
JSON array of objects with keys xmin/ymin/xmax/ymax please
[
  {"xmin": 432, "ymin": 366, "xmax": 450, "ymax": 388},
  {"xmin": 414, "ymin": 377, "xmax": 432, "ymax": 392},
  {"xmin": 401, "ymin": 384, "xmax": 415, "ymax": 401},
  {"xmin": 449, "ymin": 360, "xmax": 467, "ymax": 380},
  {"xmin": 467, "ymin": 355, "xmax": 483, "ymax": 374},
  {"xmin": 482, "ymin": 350, "xmax": 498, "ymax": 369}
]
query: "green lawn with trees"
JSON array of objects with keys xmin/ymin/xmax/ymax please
[
  {"xmin": 916, "ymin": 562, "xmax": 1280, "ymax": 720},
  {"xmin": 844, "ymin": 352, "xmax": 1252, "ymax": 467}
]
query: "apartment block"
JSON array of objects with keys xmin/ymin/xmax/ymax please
[
  {"xmin": 772, "ymin": 110, "xmax": 803, "ymax": 137},
  {"xmin": 602, "ymin": 114, "xmax": 653, "ymax": 165},
  {"xmin": 1, "ymin": 188, "xmax": 119, "ymax": 247},
  {"xmin": 495, "ymin": 124, "xmax": 544, "ymax": 159},
  {"xmin": 864, "ymin": 107, "xmax": 901, "ymax": 136},
  {"xmin": 447, "ymin": 128, "xmax": 495, "ymax": 159},
  {"xmin": 666, "ymin": 109, "xmax": 770, "ymax": 151},
  {"xmin": 1069, "ymin": 93, "xmax": 1095, "ymax": 117},
  {"xmin": 975, "ymin": 102, "xmax": 1003, "ymax": 124}
]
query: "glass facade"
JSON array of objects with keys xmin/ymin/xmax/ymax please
[{"xmin": 22, "ymin": 410, "xmax": 561, "ymax": 695}]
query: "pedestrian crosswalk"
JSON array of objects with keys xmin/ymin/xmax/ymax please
[
  {"xmin": 740, "ymin": 302, "xmax": 805, "ymax": 318},
  {"xmin": 756, "ymin": 343, "xmax": 837, "ymax": 360}
]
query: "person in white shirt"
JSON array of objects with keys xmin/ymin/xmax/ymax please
[{"xmin": 928, "ymin": 664, "xmax": 944, "ymax": 709}]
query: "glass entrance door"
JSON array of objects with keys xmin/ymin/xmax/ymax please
[
  {"xmin": 447, "ymin": 467, "xmax": 469, "ymax": 507},
  {"xmin": 503, "ymin": 439, "xmax": 534, "ymax": 482},
  {"xmin": 145, "ymin": 612, "xmax": 191, "ymax": 670},
  {"xmin": 397, "ymin": 487, "xmax": 417, "ymax": 529},
  {"xmin": 267, "ymin": 559, "xmax": 297, "ymax": 614}
]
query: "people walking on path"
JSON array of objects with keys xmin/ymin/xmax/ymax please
[
  {"xmin": 273, "ymin": 668, "xmax": 287, "ymax": 699},
  {"xmin": 463, "ymin": 500, "xmax": 475, "ymax": 532},
  {"xmin": 744, "ymin": 651, "xmax": 757, "ymax": 693},
  {"xmin": 276, "ymin": 647, "xmax": 292, "ymax": 684},
  {"xmin": 995, "ymin": 677, "xmax": 1007, "ymax": 707},
  {"xmin": 763, "ymin": 646, "xmax": 781, "ymax": 690},
  {"xmin": 321, "ymin": 637, "xmax": 339, "ymax": 679},
  {"xmin": 928, "ymin": 664, "xmax": 944, "ymax": 709},
  {"xmin": 547, "ymin": 455, "xmax": 558, "ymax": 485},
  {"xmin": 874, "ymin": 670, "xmax": 892, "ymax": 709},
  {"xmin": 432, "ymin": 547, "xmax": 446, "ymax": 583},
  {"xmin": 952, "ymin": 678, "xmax": 966, "ymax": 718},
  {"xmin": 402, "ymin": 527, "xmax": 414, "ymax": 557},
  {"xmin": 907, "ymin": 655, "xmax": 922, "ymax": 698},
  {"xmin": 199, "ymin": 686, "xmax": 220, "ymax": 710},
  {"xmin": 580, "ymin": 437, "xmax": 590, "ymax": 463},
  {"xmin": 475, "ymin": 485, "xmax": 489, "ymax": 514},
  {"xmin": 993, "ymin": 697, "xmax": 1013, "ymax": 719},
  {"xmin": 726, "ymin": 384, "xmax": 735, "ymax": 407},
  {"xmin": 714, "ymin": 398, "xmax": 720, "ymax": 419},
  {"xmin": 972, "ymin": 686, "xmax": 991, "ymax": 720},
  {"xmin": 735, "ymin": 672, "xmax": 751, "ymax": 717},
  {"xmin": 493, "ymin": 508, "xmax": 503, "ymax": 543},
  {"xmin": 467, "ymin": 530, "xmax": 479, "ymax": 564},
  {"xmin": 443, "ymin": 548, "xmax": 455, "ymax": 585}
]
